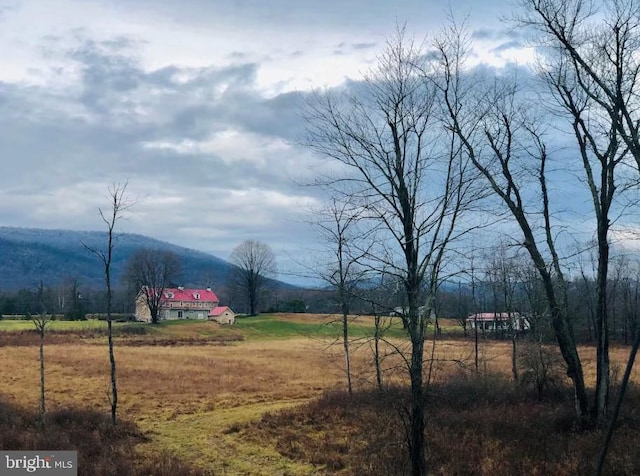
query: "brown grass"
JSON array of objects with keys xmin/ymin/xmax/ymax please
[
  {"xmin": 2, "ymin": 315, "xmax": 640, "ymax": 474},
  {"xmin": 0, "ymin": 323, "xmax": 243, "ymax": 347},
  {"xmin": 0, "ymin": 398, "xmax": 212, "ymax": 475},
  {"xmin": 0, "ymin": 333, "xmax": 341, "ymax": 474},
  {"xmin": 247, "ymin": 376, "xmax": 640, "ymax": 475}
]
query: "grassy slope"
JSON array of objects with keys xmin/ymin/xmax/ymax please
[{"xmin": 234, "ymin": 313, "xmax": 409, "ymax": 340}]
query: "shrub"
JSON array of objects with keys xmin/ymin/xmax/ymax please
[
  {"xmin": 0, "ymin": 399, "xmax": 212, "ymax": 475},
  {"xmin": 518, "ymin": 340, "xmax": 566, "ymax": 400},
  {"xmin": 246, "ymin": 374, "xmax": 640, "ymax": 475}
]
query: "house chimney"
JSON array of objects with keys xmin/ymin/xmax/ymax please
[
  {"xmin": 206, "ymin": 287, "xmax": 211, "ymax": 292},
  {"xmin": 178, "ymin": 286, "xmax": 184, "ymax": 291}
]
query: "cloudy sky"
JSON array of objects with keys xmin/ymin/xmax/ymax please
[{"xmin": 0, "ymin": 0, "xmax": 542, "ymax": 282}]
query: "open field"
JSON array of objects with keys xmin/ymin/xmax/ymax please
[
  {"xmin": 1, "ymin": 314, "xmax": 640, "ymax": 474},
  {"xmin": 0, "ymin": 319, "xmax": 116, "ymax": 331}
]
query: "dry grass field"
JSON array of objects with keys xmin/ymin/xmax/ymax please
[{"xmin": 1, "ymin": 314, "xmax": 640, "ymax": 474}]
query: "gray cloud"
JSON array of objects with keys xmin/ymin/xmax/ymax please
[
  {"xmin": 472, "ymin": 27, "xmax": 526, "ymax": 42},
  {"xmin": 491, "ymin": 40, "xmax": 521, "ymax": 53},
  {"xmin": 227, "ymin": 51, "xmax": 249, "ymax": 59},
  {"xmin": 471, "ymin": 28, "xmax": 495, "ymax": 40},
  {"xmin": 351, "ymin": 42, "xmax": 377, "ymax": 50}
]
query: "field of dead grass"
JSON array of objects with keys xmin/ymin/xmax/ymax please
[
  {"xmin": 0, "ymin": 339, "xmax": 339, "ymax": 474},
  {"xmin": 1, "ymin": 314, "xmax": 640, "ymax": 474}
]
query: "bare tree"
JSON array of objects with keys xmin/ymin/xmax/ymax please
[
  {"xmin": 463, "ymin": 253, "xmax": 482, "ymax": 373},
  {"xmin": 305, "ymin": 27, "xmax": 478, "ymax": 475},
  {"xmin": 434, "ymin": 23, "xmax": 592, "ymax": 419},
  {"xmin": 85, "ymin": 182, "xmax": 132, "ymax": 425},
  {"xmin": 596, "ymin": 253, "xmax": 640, "ymax": 474},
  {"xmin": 608, "ymin": 254, "xmax": 627, "ymax": 342},
  {"xmin": 597, "ymin": 305, "xmax": 640, "ymax": 475},
  {"xmin": 617, "ymin": 257, "xmax": 640, "ymax": 344},
  {"xmin": 485, "ymin": 241, "xmax": 523, "ymax": 380},
  {"xmin": 368, "ymin": 272, "xmax": 404, "ymax": 391},
  {"xmin": 64, "ymin": 278, "xmax": 85, "ymax": 321},
  {"xmin": 312, "ymin": 198, "xmax": 370, "ymax": 395},
  {"xmin": 371, "ymin": 307, "xmax": 392, "ymax": 391},
  {"xmin": 514, "ymin": 0, "xmax": 640, "ymax": 428},
  {"xmin": 517, "ymin": 0, "xmax": 640, "ymax": 168},
  {"xmin": 229, "ymin": 240, "xmax": 276, "ymax": 316},
  {"xmin": 125, "ymin": 248, "xmax": 181, "ymax": 324},
  {"xmin": 543, "ymin": 49, "xmax": 639, "ymax": 422},
  {"xmin": 32, "ymin": 281, "xmax": 52, "ymax": 423}
]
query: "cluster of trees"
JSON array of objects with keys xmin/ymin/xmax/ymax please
[
  {"xmin": 0, "ymin": 284, "xmax": 133, "ymax": 319},
  {"xmin": 304, "ymin": 1, "xmax": 640, "ymax": 473}
]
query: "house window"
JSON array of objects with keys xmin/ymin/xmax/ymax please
[
  {"xmin": 194, "ymin": 293, "xmax": 200, "ymax": 300},
  {"xmin": 178, "ymin": 310, "xmax": 183, "ymax": 319}
]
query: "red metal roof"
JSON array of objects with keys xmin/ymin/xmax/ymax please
[
  {"xmin": 209, "ymin": 306, "xmax": 230, "ymax": 317},
  {"xmin": 159, "ymin": 287, "xmax": 219, "ymax": 303}
]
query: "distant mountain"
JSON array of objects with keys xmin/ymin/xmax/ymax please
[{"xmin": 0, "ymin": 227, "xmax": 293, "ymax": 291}]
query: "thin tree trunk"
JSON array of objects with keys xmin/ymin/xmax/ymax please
[
  {"xmin": 87, "ymin": 183, "xmax": 128, "ymax": 426},
  {"xmin": 409, "ymin": 335, "xmax": 426, "ymax": 476},
  {"xmin": 595, "ymin": 328, "xmax": 640, "ymax": 475},
  {"xmin": 342, "ymin": 303, "xmax": 352, "ymax": 395},
  {"xmin": 475, "ymin": 321, "xmax": 479, "ymax": 373},
  {"xmin": 106, "ymin": 253, "xmax": 118, "ymax": 425},
  {"xmin": 593, "ymin": 226, "xmax": 610, "ymax": 420},
  {"xmin": 511, "ymin": 335, "xmax": 518, "ymax": 382},
  {"xmin": 549, "ymin": 305, "xmax": 589, "ymax": 418},
  {"xmin": 108, "ymin": 319, "xmax": 118, "ymax": 425},
  {"xmin": 374, "ymin": 314, "xmax": 383, "ymax": 391},
  {"xmin": 39, "ymin": 330, "xmax": 45, "ymax": 422},
  {"xmin": 247, "ymin": 274, "xmax": 260, "ymax": 316}
]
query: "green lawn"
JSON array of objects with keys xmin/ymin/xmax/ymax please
[
  {"xmin": 234, "ymin": 314, "xmax": 408, "ymax": 340},
  {"xmin": 0, "ymin": 314, "xmax": 415, "ymax": 341}
]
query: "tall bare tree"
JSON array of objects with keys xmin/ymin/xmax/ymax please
[
  {"xmin": 229, "ymin": 240, "xmax": 276, "ymax": 316},
  {"xmin": 433, "ymin": 23, "xmax": 592, "ymax": 419},
  {"xmin": 597, "ymin": 254, "xmax": 640, "ymax": 474},
  {"xmin": 508, "ymin": 0, "xmax": 640, "ymax": 431},
  {"xmin": 517, "ymin": 0, "xmax": 640, "ymax": 168},
  {"xmin": 125, "ymin": 248, "xmax": 181, "ymax": 324},
  {"xmin": 32, "ymin": 281, "xmax": 52, "ymax": 424},
  {"xmin": 542, "ymin": 47, "xmax": 638, "ymax": 422},
  {"xmin": 617, "ymin": 257, "xmax": 640, "ymax": 344},
  {"xmin": 85, "ymin": 182, "xmax": 132, "ymax": 425},
  {"xmin": 484, "ymin": 242, "xmax": 523, "ymax": 380},
  {"xmin": 305, "ymin": 27, "xmax": 478, "ymax": 475},
  {"xmin": 312, "ymin": 198, "xmax": 370, "ymax": 395}
]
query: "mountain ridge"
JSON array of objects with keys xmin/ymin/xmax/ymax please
[{"xmin": 0, "ymin": 226, "xmax": 291, "ymax": 291}]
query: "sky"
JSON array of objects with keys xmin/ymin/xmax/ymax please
[{"xmin": 0, "ymin": 0, "xmax": 566, "ymax": 283}]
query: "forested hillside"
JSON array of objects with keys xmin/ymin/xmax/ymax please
[{"xmin": 0, "ymin": 227, "xmax": 235, "ymax": 290}]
